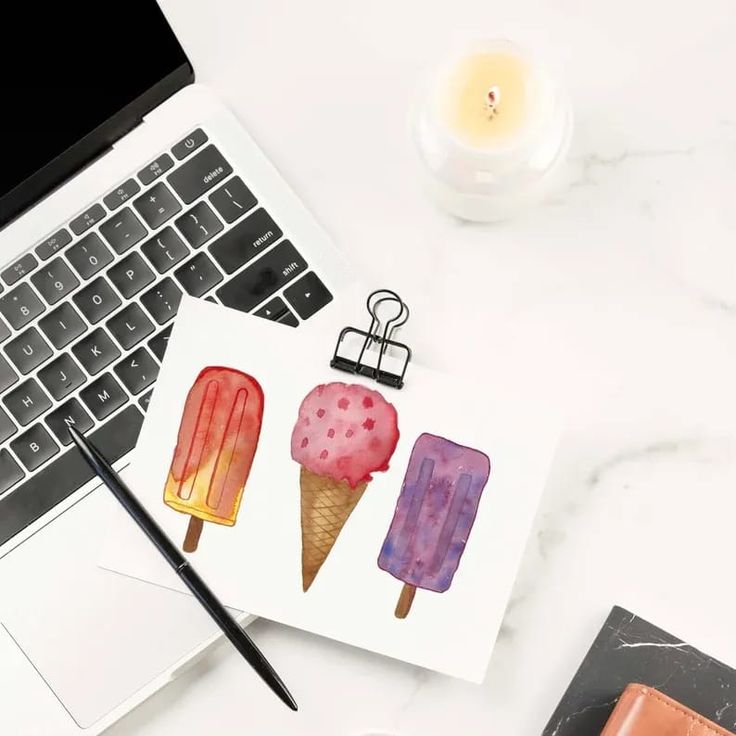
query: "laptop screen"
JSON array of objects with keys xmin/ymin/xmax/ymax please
[{"xmin": 0, "ymin": 2, "xmax": 191, "ymax": 225}]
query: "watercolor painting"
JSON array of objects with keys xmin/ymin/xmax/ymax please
[
  {"xmin": 378, "ymin": 433, "xmax": 491, "ymax": 618},
  {"xmin": 163, "ymin": 366, "xmax": 264, "ymax": 552},
  {"xmin": 290, "ymin": 382, "xmax": 399, "ymax": 591}
]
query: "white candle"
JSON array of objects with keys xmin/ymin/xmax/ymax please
[{"xmin": 413, "ymin": 40, "xmax": 572, "ymax": 221}]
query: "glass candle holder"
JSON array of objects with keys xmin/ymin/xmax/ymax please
[{"xmin": 412, "ymin": 39, "xmax": 573, "ymax": 221}]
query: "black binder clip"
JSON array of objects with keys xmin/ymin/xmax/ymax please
[{"xmin": 330, "ymin": 289, "xmax": 412, "ymax": 389}]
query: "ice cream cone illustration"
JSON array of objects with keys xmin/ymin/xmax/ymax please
[
  {"xmin": 164, "ymin": 366, "xmax": 264, "ymax": 552},
  {"xmin": 291, "ymin": 382, "xmax": 399, "ymax": 591}
]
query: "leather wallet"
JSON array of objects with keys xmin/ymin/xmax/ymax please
[{"xmin": 601, "ymin": 684, "xmax": 734, "ymax": 735}]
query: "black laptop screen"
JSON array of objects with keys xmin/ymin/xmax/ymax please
[{"xmin": 0, "ymin": 2, "xmax": 191, "ymax": 224}]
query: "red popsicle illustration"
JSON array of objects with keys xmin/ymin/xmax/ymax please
[
  {"xmin": 291, "ymin": 382, "xmax": 399, "ymax": 591},
  {"xmin": 378, "ymin": 433, "xmax": 490, "ymax": 618},
  {"xmin": 164, "ymin": 366, "xmax": 264, "ymax": 552}
]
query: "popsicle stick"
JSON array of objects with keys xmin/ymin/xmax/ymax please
[
  {"xmin": 183, "ymin": 516, "xmax": 204, "ymax": 552},
  {"xmin": 395, "ymin": 583, "xmax": 416, "ymax": 619}
]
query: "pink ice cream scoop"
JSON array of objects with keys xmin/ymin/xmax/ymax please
[
  {"xmin": 291, "ymin": 382, "xmax": 399, "ymax": 591},
  {"xmin": 290, "ymin": 382, "xmax": 399, "ymax": 488}
]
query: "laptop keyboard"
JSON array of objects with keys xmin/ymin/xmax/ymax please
[{"xmin": 0, "ymin": 128, "xmax": 333, "ymax": 547}]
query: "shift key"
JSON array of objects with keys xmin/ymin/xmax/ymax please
[
  {"xmin": 216, "ymin": 241, "xmax": 306, "ymax": 313},
  {"xmin": 167, "ymin": 145, "xmax": 232, "ymax": 204}
]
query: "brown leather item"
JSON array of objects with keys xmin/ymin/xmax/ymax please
[{"xmin": 601, "ymin": 684, "xmax": 735, "ymax": 736}]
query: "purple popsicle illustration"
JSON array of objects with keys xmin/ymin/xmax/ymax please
[{"xmin": 378, "ymin": 433, "xmax": 491, "ymax": 618}]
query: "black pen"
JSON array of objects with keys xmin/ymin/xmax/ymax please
[{"xmin": 68, "ymin": 425, "xmax": 298, "ymax": 712}]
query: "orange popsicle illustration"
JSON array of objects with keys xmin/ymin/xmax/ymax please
[{"xmin": 164, "ymin": 366, "xmax": 264, "ymax": 552}]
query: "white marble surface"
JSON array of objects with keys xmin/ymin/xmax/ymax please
[{"xmin": 110, "ymin": 0, "xmax": 736, "ymax": 733}]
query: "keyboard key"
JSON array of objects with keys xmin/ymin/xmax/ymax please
[
  {"xmin": 46, "ymin": 399, "xmax": 94, "ymax": 446},
  {"xmin": 4, "ymin": 379, "xmax": 52, "ymax": 426},
  {"xmin": 0, "ymin": 407, "xmax": 17, "ymax": 444},
  {"xmin": 0, "ymin": 355, "xmax": 18, "ymax": 392},
  {"xmin": 66, "ymin": 232, "xmax": 114, "ymax": 279},
  {"xmin": 175, "ymin": 253, "xmax": 223, "ymax": 297},
  {"xmin": 209, "ymin": 177, "xmax": 257, "ymax": 223},
  {"xmin": 148, "ymin": 325, "xmax": 172, "ymax": 361},
  {"xmin": 38, "ymin": 354, "xmax": 86, "ymax": 401},
  {"xmin": 138, "ymin": 390, "xmax": 153, "ymax": 412},
  {"xmin": 107, "ymin": 253, "xmax": 155, "ymax": 300},
  {"xmin": 114, "ymin": 348, "xmax": 159, "ymax": 395},
  {"xmin": 0, "ymin": 405, "xmax": 143, "ymax": 546},
  {"xmin": 81, "ymin": 373, "xmax": 128, "ymax": 420},
  {"xmin": 11, "ymin": 425, "xmax": 59, "ymax": 472},
  {"xmin": 38, "ymin": 303, "xmax": 87, "ymax": 349},
  {"xmin": 140, "ymin": 278, "xmax": 182, "ymax": 325},
  {"xmin": 73, "ymin": 277, "xmax": 122, "ymax": 324},
  {"xmin": 141, "ymin": 227, "xmax": 189, "ymax": 273},
  {"xmin": 107, "ymin": 303, "xmax": 154, "ymax": 350},
  {"xmin": 208, "ymin": 208, "xmax": 282, "ymax": 274},
  {"xmin": 103, "ymin": 179, "xmax": 141, "ymax": 211},
  {"xmin": 0, "ymin": 318, "xmax": 10, "ymax": 344},
  {"xmin": 253, "ymin": 296, "xmax": 299, "ymax": 327},
  {"xmin": 99, "ymin": 208, "xmax": 147, "ymax": 255},
  {"xmin": 0, "ymin": 449, "xmax": 23, "ymax": 496},
  {"xmin": 35, "ymin": 229, "xmax": 72, "ymax": 261},
  {"xmin": 133, "ymin": 182, "xmax": 182, "ymax": 230},
  {"xmin": 176, "ymin": 202, "xmax": 223, "ymax": 248},
  {"xmin": 2, "ymin": 253, "xmax": 38, "ymax": 286},
  {"xmin": 4, "ymin": 328, "xmax": 53, "ymax": 375},
  {"xmin": 70, "ymin": 203, "xmax": 106, "ymax": 236},
  {"xmin": 216, "ymin": 240, "xmax": 306, "ymax": 313},
  {"xmin": 167, "ymin": 145, "xmax": 233, "ymax": 204},
  {"xmin": 0, "ymin": 283, "xmax": 45, "ymax": 330},
  {"xmin": 30, "ymin": 258, "xmax": 80, "ymax": 305},
  {"xmin": 171, "ymin": 128, "xmax": 208, "ymax": 160},
  {"xmin": 72, "ymin": 328, "xmax": 120, "ymax": 375},
  {"xmin": 138, "ymin": 153, "xmax": 174, "ymax": 186},
  {"xmin": 284, "ymin": 272, "xmax": 333, "ymax": 319}
]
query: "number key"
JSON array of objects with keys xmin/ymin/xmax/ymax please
[
  {"xmin": 30, "ymin": 258, "xmax": 80, "ymax": 305},
  {"xmin": 0, "ymin": 283, "xmax": 45, "ymax": 330},
  {"xmin": 66, "ymin": 233, "xmax": 114, "ymax": 280}
]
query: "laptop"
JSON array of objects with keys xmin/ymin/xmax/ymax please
[{"xmin": 0, "ymin": 4, "xmax": 344, "ymax": 733}]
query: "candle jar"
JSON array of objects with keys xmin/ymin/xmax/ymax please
[{"xmin": 412, "ymin": 39, "xmax": 573, "ymax": 221}]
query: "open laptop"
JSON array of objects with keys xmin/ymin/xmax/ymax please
[{"xmin": 0, "ymin": 4, "xmax": 344, "ymax": 733}]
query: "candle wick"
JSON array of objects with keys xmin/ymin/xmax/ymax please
[{"xmin": 485, "ymin": 85, "xmax": 501, "ymax": 120}]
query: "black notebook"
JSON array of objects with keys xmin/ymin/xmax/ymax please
[{"xmin": 543, "ymin": 605, "xmax": 736, "ymax": 735}]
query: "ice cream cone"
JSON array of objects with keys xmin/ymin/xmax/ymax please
[{"xmin": 299, "ymin": 467, "xmax": 367, "ymax": 591}]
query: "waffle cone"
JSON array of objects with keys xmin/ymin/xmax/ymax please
[{"xmin": 299, "ymin": 467, "xmax": 367, "ymax": 591}]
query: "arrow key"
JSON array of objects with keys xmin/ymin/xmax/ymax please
[
  {"xmin": 114, "ymin": 347, "xmax": 159, "ymax": 395},
  {"xmin": 284, "ymin": 271, "xmax": 333, "ymax": 320},
  {"xmin": 254, "ymin": 296, "xmax": 298, "ymax": 327}
]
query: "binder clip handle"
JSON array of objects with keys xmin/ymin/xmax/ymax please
[{"xmin": 330, "ymin": 288, "xmax": 412, "ymax": 389}]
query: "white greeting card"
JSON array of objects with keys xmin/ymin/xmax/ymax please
[{"xmin": 99, "ymin": 296, "xmax": 557, "ymax": 682}]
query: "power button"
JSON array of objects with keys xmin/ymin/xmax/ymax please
[{"xmin": 171, "ymin": 128, "xmax": 208, "ymax": 160}]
